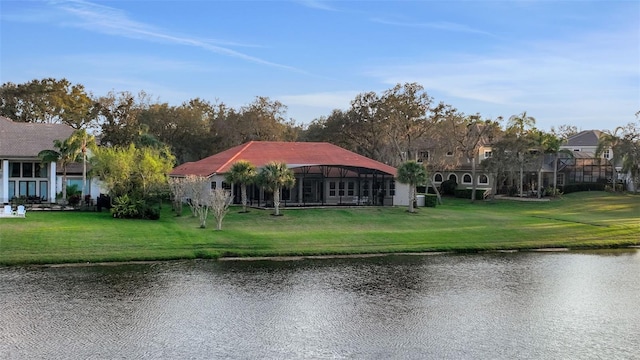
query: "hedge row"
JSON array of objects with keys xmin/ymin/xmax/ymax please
[
  {"xmin": 425, "ymin": 194, "xmax": 437, "ymax": 207},
  {"xmin": 561, "ymin": 183, "xmax": 606, "ymax": 194},
  {"xmin": 454, "ymin": 189, "xmax": 487, "ymax": 200}
]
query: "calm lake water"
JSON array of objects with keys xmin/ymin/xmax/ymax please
[{"xmin": 1, "ymin": 251, "xmax": 639, "ymax": 359}]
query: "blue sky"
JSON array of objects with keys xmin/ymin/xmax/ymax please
[{"xmin": 1, "ymin": 0, "xmax": 638, "ymax": 131}]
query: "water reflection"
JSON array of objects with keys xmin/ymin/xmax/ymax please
[{"xmin": 1, "ymin": 251, "xmax": 639, "ymax": 359}]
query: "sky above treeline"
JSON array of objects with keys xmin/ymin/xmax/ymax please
[{"xmin": 1, "ymin": 0, "xmax": 638, "ymax": 131}]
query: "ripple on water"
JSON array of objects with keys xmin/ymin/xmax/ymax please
[{"xmin": 1, "ymin": 251, "xmax": 639, "ymax": 359}]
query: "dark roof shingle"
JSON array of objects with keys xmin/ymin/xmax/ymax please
[{"xmin": 0, "ymin": 116, "xmax": 75, "ymax": 157}]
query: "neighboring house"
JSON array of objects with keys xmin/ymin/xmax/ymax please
[
  {"xmin": 0, "ymin": 116, "xmax": 102, "ymax": 204},
  {"xmin": 170, "ymin": 141, "xmax": 411, "ymax": 206},
  {"xmin": 558, "ymin": 130, "xmax": 615, "ymax": 188},
  {"xmin": 416, "ymin": 138, "xmax": 494, "ymax": 194},
  {"xmin": 418, "ymin": 129, "xmax": 621, "ymax": 196}
]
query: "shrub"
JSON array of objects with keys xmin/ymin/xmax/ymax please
[
  {"xmin": 562, "ymin": 183, "xmax": 606, "ymax": 194},
  {"xmin": 454, "ymin": 189, "xmax": 486, "ymax": 200},
  {"xmin": 545, "ymin": 186, "xmax": 563, "ymax": 197},
  {"xmin": 425, "ymin": 194, "xmax": 437, "ymax": 207},
  {"xmin": 440, "ymin": 179, "xmax": 457, "ymax": 196},
  {"xmin": 68, "ymin": 194, "xmax": 81, "ymax": 207},
  {"xmin": 111, "ymin": 195, "xmax": 161, "ymax": 220},
  {"xmin": 111, "ymin": 194, "xmax": 141, "ymax": 219}
]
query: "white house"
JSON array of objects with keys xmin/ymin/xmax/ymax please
[{"xmin": 0, "ymin": 116, "xmax": 103, "ymax": 204}]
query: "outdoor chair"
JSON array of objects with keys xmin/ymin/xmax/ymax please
[
  {"xmin": 16, "ymin": 205, "xmax": 26, "ymax": 217},
  {"xmin": 3, "ymin": 205, "xmax": 12, "ymax": 216}
]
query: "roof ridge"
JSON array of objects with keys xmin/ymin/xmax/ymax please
[{"xmin": 217, "ymin": 141, "xmax": 254, "ymax": 173}]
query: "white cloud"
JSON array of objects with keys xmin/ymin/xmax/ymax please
[
  {"xmin": 371, "ymin": 18, "xmax": 494, "ymax": 36},
  {"xmin": 295, "ymin": 0, "xmax": 339, "ymax": 12},
  {"xmin": 47, "ymin": 0, "xmax": 303, "ymax": 72},
  {"xmin": 363, "ymin": 26, "xmax": 639, "ymax": 129}
]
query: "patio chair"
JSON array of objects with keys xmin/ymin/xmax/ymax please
[
  {"xmin": 3, "ymin": 205, "xmax": 12, "ymax": 216},
  {"xmin": 16, "ymin": 205, "xmax": 26, "ymax": 217}
]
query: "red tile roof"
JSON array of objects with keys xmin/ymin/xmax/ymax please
[{"xmin": 171, "ymin": 141, "xmax": 397, "ymax": 177}]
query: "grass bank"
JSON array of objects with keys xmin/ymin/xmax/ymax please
[{"xmin": 1, "ymin": 192, "xmax": 638, "ymax": 266}]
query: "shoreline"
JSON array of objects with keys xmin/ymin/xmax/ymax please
[{"xmin": 14, "ymin": 246, "xmax": 639, "ymax": 268}]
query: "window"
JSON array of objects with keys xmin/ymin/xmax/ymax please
[
  {"xmin": 362, "ymin": 180, "xmax": 369, "ymax": 196},
  {"xmin": 35, "ymin": 163, "xmax": 47, "ymax": 178},
  {"xmin": 347, "ymin": 181, "xmax": 355, "ymax": 196},
  {"xmin": 22, "ymin": 163, "xmax": 34, "ymax": 177},
  {"xmin": 478, "ymin": 174, "xmax": 489, "ymax": 184},
  {"xmin": 446, "ymin": 151, "xmax": 454, "ymax": 157},
  {"xmin": 210, "ymin": 181, "xmax": 217, "ymax": 189},
  {"xmin": 40, "ymin": 181, "xmax": 49, "ymax": 200},
  {"xmin": 484, "ymin": 151, "xmax": 492, "ymax": 159},
  {"xmin": 222, "ymin": 182, "xmax": 231, "ymax": 190},
  {"xmin": 338, "ymin": 181, "xmax": 345, "ymax": 196},
  {"xmin": 448, "ymin": 174, "xmax": 458, "ymax": 183},
  {"xmin": 10, "ymin": 162, "xmax": 20, "ymax": 177},
  {"xmin": 329, "ymin": 181, "xmax": 336, "ymax": 197},
  {"xmin": 434, "ymin": 173, "xmax": 443, "ymax": 183},
  {"xmin": 389, "ymin": 180, "xmax": 395, "ymax": 196},
  {"xmin": 573, "ymin": 148, "xmax": 581, "ymax": 152},
  {"xmin": 603, "ymin": 149, "xmax": 610, "ymax": 159},
  {"xmin": 462, "ymin": 174, "xmax": 472, "ymax": 184},
  {"xmin": 19, "ymin": 181, "xmax": 37, "ymax": 197},
  {"xmin": 418, "ymin": 150, "xmax": 429, "ymax": 162},
  {"xmin": 8, "ymin": 181, "xmax": 15, "ymax": 199}
]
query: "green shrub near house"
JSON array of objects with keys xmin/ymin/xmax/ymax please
[
  {"xmin": 424, "ymin": 194, "xmax": 437, "ymax": 207},
  {"xmin": 562, "ymin": 183, "xmax": 606, "ymax": 194},
  {"xmin": 454, "ymin": 189, "xmax": 486, "ymax": 200}
]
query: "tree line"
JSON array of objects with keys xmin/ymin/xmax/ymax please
[{"xmin": 3, "ymin": 78, "xmax": 639, "ymax": 213}]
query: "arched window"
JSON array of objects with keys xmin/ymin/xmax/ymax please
[
  {"xmin": 478, "ymin": 174, "xmax": 489, "ymax": 184},
  {"xmin": 434, "ymin": 173, "xmax": 443, "ymax": 183},
  {"xmin": 463, "ymin": 174, "xmax": 472, "ymax": 184},
  {"xmin": 448, "ymin": 174, "xmax": 458, "ymax": 183}
]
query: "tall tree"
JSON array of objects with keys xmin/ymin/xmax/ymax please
[
  {"xmin": 507, "ymin": 112, "xmax": 537, "ymax": 197},
  {"xmin": 397, "ymin": 160, "xmax": 428, "ymax": 213},
  {"xmin": 257, "ymin": 162, "xmax": 296, "ymax": 216},
  {"xmin": 224, "ymin": 160, "xmax": 257, "ymax": 213},
  {"xmin": 379, "ymin": 83, "xmax": 434, "ymax": 165},
  {"xmin": 97, "ymin": 91, "xmax": 151, "ymax": 147},
  {"xmin": 67, "ymin": 129, "xmax": 97, "ymax": 203},
  {"xmin": 344, "ymin": 91, "xmax": 388, "ymax": 162},
  {"xmin": 545, "ymin": 130, "xmax": 572, "ymax": 195},
  {"xmin": 597, "ymin": 121, "xmax": 640, "ymax": 192},
  {"xmin": 1, "ymin": 78, "xmax": 99, "ymax": 129}
]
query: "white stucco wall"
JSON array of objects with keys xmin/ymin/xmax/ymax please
[{"xmin": 393, "ymin": 182, "xmax": 412, "ymax": 206}]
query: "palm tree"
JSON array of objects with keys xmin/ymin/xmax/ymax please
[
  {"xmin": 597, "ymin": 123, "xmax": 640, "ymax": 192},
  {"xmin": 38, "ymin": 136, "xmax": 82, "ymax": 204},
  {"xmin": 224, "ymin": 160, "xmax": 257, "ymax": 213},
  {"xmin": 507, "ymin": 112, "xmax": 536, "ymax": 197},
  {"xmin": 70, "ymin": 129, "xmax": 97, "ymax": 204},
  {"xmin": 397, "ymin": 160, "xmax": 428, "ymax": 213},
  {"xmin": 257, "ymin": 161, "xmax": 296, "ymax": 216}
]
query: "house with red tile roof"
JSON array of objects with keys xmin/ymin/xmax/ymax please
[
  {"xmin": 0, "ymin": 116, "xmax": 103, "ymax": 204},
  {"xmin": 171, "ymin": 141, "xmax": 410, "ymax": 206}
]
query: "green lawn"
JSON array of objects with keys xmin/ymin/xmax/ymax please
[{"xmin": 1, "ymin": 191, "xmax": 638, "ymax": 265}]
